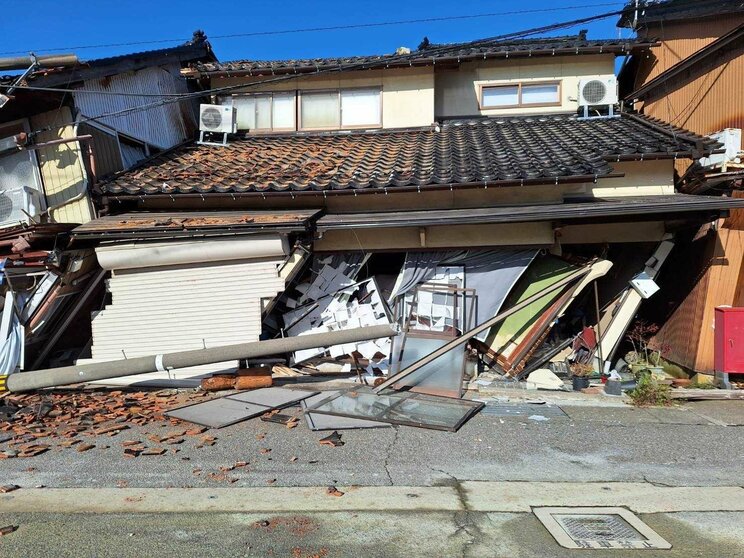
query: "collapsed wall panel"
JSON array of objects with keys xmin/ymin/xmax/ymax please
[{"xmin": 78, "ymin": 236, "xmax": 288, "ymax": 386}]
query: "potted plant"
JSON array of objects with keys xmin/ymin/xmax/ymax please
[
  {"xmin": 625, "ymin": 321, "xmax": 665, "ymax": 379},
  {"xmin": 570, "ymin": 362, "xmax": 593, "ymax": 391}
]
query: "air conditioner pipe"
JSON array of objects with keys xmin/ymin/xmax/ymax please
[
  {"xmin": 0, "ymin": 54, "xmax": 79, "ymax": 71},
  {"xmin": 3, "ymin": 324, "xmax": 399, "ymax": 393}
]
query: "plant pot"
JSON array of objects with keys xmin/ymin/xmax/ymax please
[
  {"xmin": 572, "ymin": 377, "xmax": 590, "ymax": 391},
  {"xmin": 672, "ymin": 378, "xmax": 691, "ymax": 388},
  {"xmin": 604, "ymin": 380, "xmax": 622, "ymax": 396}
]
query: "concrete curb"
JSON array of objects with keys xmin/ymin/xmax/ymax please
[{"xmin": 2, "ymin": 482, "xmax": 744, "ymax": 514}]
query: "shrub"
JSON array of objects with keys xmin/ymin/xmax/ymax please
[{"xmin": 628, "ymin": 373, "xmax": 672, "ymax": 407}]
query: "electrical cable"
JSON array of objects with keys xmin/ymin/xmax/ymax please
[
  {"xmin": 0, "ymin": 3, "xmax": 626, "ymax": 55},
  {"xmin": 7, "ymin": 1, "xmax": 718, "ymax": 139}
]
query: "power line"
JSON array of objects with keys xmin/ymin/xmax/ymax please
[
  {"xmin": 0, "ymin": 3, "xmax": 625, "ymax": 56},
  {"xmin": 23, "ymin": 0, "xmax": 720, "ymax": 139},
  {"xmin": 10, "ymin": 7, "xmax": 634, "ymax": 138}
]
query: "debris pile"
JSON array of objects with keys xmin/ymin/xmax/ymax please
[{"xmin": 0, "ymin": 389, "xmax": 212, "ymax": 459}]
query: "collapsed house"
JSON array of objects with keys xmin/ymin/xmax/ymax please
[
  {"xmin": 0, "ymin": 19, "xmax": 743, "ymax": 403},
  {"xmin": 25, "ymin": 30, "xmax": 735, "ymax": 393},
  {"xmin": 0, "ymin": 33, "xmax": 215, "ymax": 376},
  {"xmin": 619, "ymin": 0, "xmax": 744, "ymax": 378}
]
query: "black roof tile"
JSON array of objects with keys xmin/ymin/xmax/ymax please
[
  {"xmin": 100, "ymin": 113, "xmax": 716, "ymax": 197},
  {"xmin": 192, "ymin": 34, "xmax": 654, "ymax": 76}
]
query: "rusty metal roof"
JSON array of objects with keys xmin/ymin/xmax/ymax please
[
  {"xmin": 72, "ymin": 210, "xmax": 320, "ymax": 240},
  {"xmin": 98, "ymin": 113, "xmax": 715, "ymax": 198},
  {"xmin": 191, "ymin": 34, "xmax": 655, "ymax": 76}
]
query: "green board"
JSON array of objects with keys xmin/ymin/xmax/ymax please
[{"xmin": 485, "ymin": 256, "xmax": 579, "ymax": 357}]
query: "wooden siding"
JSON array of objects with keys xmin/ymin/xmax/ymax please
[
  {"xmin": 639, "ymin": 52, "xmax": 744, "ymax": 136},
  {"xmin": 654, "ymin": 207, "xmax": 744, "ymax": 373},
  {"xmin": 633, "ymin": 16, "xmax": 744, "ymax": 136},
  {"xmin": 29, "ymin": 107, "xmax": 96, "ymax": 224}
]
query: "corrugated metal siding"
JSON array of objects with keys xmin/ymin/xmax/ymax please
[
  {"xmin": 29, "ymin": 107, "xmax": 96, "ymax": 224},
  {"xmin": 86, "ymin": 258, "xmax": 286, "ymax": 383},
  {"xmin": 73, "ymin": 64, "xmax": 198, "ymax": 150},
  {"xmin": 77, "ymin": 122, "xmax": 123, "ymax": 179}
]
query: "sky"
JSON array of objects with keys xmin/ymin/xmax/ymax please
[{"xmin": 0, "ymin": 0, "xmax": 634, "ymax": 64}]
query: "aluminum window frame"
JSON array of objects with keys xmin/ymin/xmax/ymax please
[
  {"xmin": 479, "ymin": 80, "xmax": 562, "ymax": 110},
  {"xmin": 230, "ymin": 91, "xmax": 298, "ymax": 134},
  {"xmin": 299, "ymin": 86, "xmax": 383, "ymax": 131}
]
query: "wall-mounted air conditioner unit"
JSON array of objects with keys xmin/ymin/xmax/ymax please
[
  {"xmin": 0, "ymin": 186, "xmax": 41, "ymax": 229},
  {"xmin": 578, "ymin": 77, "xmax": 618, "ymax": 119},
  {"xmin": 198, "ymin": 104, "xmax": 236, "ymax": 146}
]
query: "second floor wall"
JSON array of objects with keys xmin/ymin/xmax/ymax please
[
  {"xmin": 216, "ymin": 66, "xmax": 435, "ymax": 131},
  {"xmin": 436, "ymin": 54, "xmax": 616, "ymax": 118},
  {"xmin": 214, "ymin": 53, "xmax": 618, "ymax": 132}
]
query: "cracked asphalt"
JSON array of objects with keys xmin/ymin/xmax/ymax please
[{"xmin": 2, "ymin": 399, "xmax": 744, "ymax": 489}]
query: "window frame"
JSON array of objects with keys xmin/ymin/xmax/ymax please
[
  {"xmin": 299, "ymin": 86, "xmax": 383, "ymax": 131},
  {"xmin": 478, "ymin": 80, "xmax": 562, "ymax": 110},
  {"xmin": 230, "ymin": 91, "xmax": 298, "ymax": 134}
]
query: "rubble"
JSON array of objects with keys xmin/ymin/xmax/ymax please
[{"xmin": 0, "ymin": 388, "xmax": 214, "ymax": 458}]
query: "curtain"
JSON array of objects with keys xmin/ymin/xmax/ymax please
[{"xmin": 389, "ymin": 249, "xmax": 537, "ymax": 340}]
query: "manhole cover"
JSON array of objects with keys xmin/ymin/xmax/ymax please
[{"xmin": 534, "ymin": 507, "xmax": 671, "ymax": 550}]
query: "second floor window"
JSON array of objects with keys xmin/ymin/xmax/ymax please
[
  {"xmin": 232, "ymin": 92, "xmax": 297, "ymax": 132},
  {"xmin": 481, "ymin": 81, "xmax": 561, "ymax": 109},
  {"xmin": 300, "ymin": 88, "xmax": 381, "ymax": 130}
]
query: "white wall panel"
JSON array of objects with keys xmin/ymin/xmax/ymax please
[{"xmin": 84, "ymin": 242, "xmax": 291, "ymax": 386}]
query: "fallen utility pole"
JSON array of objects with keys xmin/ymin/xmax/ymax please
[
  {"xmin": 0, "ymin": 54, "xmax": 79, "ymax": 71},
  {"xmin": 3, "ymin": 324, "xmax": 398, "ymax": 393},
  {"xmin": 373, "ymin": 265, "xmax": 592, "ymax": 393}
]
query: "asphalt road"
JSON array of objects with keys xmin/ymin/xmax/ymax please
[{"xmin": 2, "ymin": 400, "xmax": 744, "ymax": 489}]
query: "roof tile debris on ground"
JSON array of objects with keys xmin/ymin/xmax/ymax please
[{"xmin": 0, "ymin": 389, "xmax": 213, "ymax": 459}]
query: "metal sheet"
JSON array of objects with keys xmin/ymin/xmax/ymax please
[
  {"xmin": 301, "ymin": 392, "xmax": 389, "ymax": 430},
  {"xmin": 226, "ymin": 387, "xmax": 318, "ymax": 408},
  {"xmin": 165, "ymin": 397, "xmax": 268, "ymax": 428},
  {"xmin": 73, "ymin": 63, "xmax": 197, "ymax": 150}
]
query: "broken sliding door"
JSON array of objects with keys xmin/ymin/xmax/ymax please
[
  {"xmin": 392, "ymin": 284, "xmax": 475, "ymax": 397},
  {"xmin": 305, "ymin": 387, "xmax": 484, "ymax": 432}
]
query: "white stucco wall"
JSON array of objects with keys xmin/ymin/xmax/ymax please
[
  {"xmin": 435, "ymin": 54, "xmax": 616, "ymax": 118},
  {"xmin": 215, "ymin": 66, "xmax": 435, "ymax": 129}
]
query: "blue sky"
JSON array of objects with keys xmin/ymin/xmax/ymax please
[{"xmin": 0, "ymin": 1, "xmax": 633, "ymax": 63}]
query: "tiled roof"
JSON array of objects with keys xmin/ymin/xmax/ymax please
[
  {"xmin": 618, "ymin": 0, "xmax": 744, "ymax": 28},
  {"xmin": 100, "ymin": 113, "xmax": 716, "ymax": 197},
  {"xmin": 191, "ymin": 34, "xmax": 654, "ymax": 76}
]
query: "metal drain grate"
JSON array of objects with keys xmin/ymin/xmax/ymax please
[{"xmin": 534, "ymin": 507, "xmax": 672, "ymax": 550}]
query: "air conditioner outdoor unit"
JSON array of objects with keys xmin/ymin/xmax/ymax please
[
  {"xmin": 198, "ymin": 104, "xmax": 236, "ymax": 146},
  {"xmin": 0, "ymin": 186, "xmax": 41, "ymax": 229},
  {"xmin": 578, "ymin": 77, "xmax": 618, "ymax": 118}
]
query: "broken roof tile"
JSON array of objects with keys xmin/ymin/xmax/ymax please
[{"xmin": 100, "ymin": 113, "xmax": 715, "ymax": 197}]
